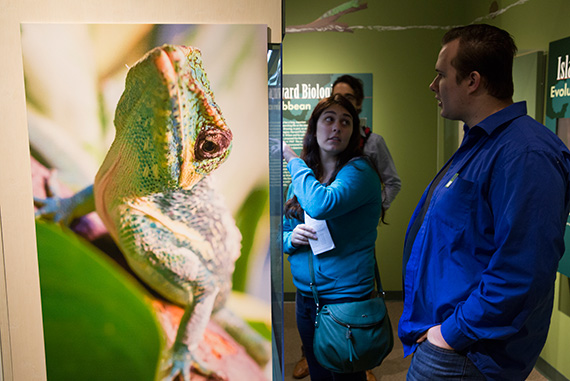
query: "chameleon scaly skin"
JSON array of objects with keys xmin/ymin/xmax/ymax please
[
  {"xmin": 93, "ymin": 45, "xmax": 242, "ymax": 380},
  {"xmin": 35, "ymin": 44, "xmax": 268, "ymax": 379}
]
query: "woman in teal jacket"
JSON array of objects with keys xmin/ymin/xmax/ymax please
[{"xmin": 283, "ymin": 94, "xmax": 383, "ymax": 381}]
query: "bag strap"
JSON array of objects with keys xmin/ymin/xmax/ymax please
[{"xmin": 309, "ymin": 250, "xmax": 384, "ymax": 312}]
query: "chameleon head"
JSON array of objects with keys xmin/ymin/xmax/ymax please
[{"xmin": 113, "ymin": 44, "xmax": 233, "ymax": 191}]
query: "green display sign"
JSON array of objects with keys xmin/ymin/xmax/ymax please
[
  {"xmin": 282, "ymin": 73, "xmax": 373, "ymax": 186},
  {"xmin": 546, "ymin": 36, "xmax": 570, "ymax": 277}
]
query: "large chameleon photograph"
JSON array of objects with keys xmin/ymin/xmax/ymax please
[{"xmin": 21, "ymin": 23, "xmax": 271, "ymax": 381}]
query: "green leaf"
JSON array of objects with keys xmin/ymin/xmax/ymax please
[
  {"xmin": 232, "ymin": 184, "xmax": 269, "ymax": 292},
  {"xmin": 36, "ymin": 221, "xmax": 163, "ymax": 381},
  {"xmin": 246, "ymin": 321, "xmax": 272, "ymax": 342}
]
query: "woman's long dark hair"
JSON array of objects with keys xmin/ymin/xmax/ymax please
[{"xmin": 285, "ymin": 94, "xmax": 384, "ymax": 222}]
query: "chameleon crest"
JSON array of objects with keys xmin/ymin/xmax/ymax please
[{"xmin": 103, "ymin": 45, "xmax": 232, "ymax": 196}]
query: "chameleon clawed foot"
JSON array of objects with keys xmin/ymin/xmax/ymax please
[
  {"xmin": 161, "ymin": 346, "xmax": 226, "ymax": 381},
  {"xmin": 34, "ymin": 170, "xmax": 68, "ymax": 223},
  {"xmin": 34, "ymin": 173, "xmax": 95, "ymax": 226}
]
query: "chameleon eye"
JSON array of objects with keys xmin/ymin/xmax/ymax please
[
  {"xmin": 202, "ymin": 140, "xmax": 218, "ymax": 153},
  {"xmin": 194, "ymin": 128, "xmax": 232, "ymax": 160}
]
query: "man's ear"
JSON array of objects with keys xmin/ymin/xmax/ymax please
[{"xmin": 467, "ymin": 71, "xmax": 482, "ymax": 93}]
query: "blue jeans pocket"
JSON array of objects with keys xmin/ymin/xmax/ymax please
[
  {"xmin": 424, "ymin": 339, "xmax": 457, "ymax": 355},
  {"xmin": 407, "ymin": 340, "xmax": 485, "ymax": 381}
]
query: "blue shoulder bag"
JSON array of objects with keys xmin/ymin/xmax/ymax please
[{"xmin": 310, "ymin": 253, "xmax": 394, "ymax": 373}]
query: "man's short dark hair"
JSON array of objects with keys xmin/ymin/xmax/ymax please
[
  {"xmin": 442, "ymin": 24, "xmax": 517, "ymax": 100},
  {"xmin": 333, "ymin": 75, "xmax": 364, "ymax": 106}
]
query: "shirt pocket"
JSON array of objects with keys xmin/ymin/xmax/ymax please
[{"xmin": 430, "ymin": 175, "xmax": 476, "ymax": 231}]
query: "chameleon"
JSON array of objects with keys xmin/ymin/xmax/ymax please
[{"xmin": 35, "ymin": 44, "xmax": 268, "ymax": 380}]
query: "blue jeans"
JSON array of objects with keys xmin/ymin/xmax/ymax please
[
  {"xmin": 295, "ymin": 291, "xmax": 367, "ymax": 381},
  {"xmin": 407, "ymin": 340, "xmax": 486, "ymax": 380}
]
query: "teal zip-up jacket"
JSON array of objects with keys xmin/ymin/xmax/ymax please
[{"xmin": 283, "ymin": 156, "xmax": 382, "ymax": 300}]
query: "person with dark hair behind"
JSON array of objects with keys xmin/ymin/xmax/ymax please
[
  {"xmin": 399, "ymin": 24, "xmax": 570, "ymax": 380},
  {"xmin": 332, "ymin": 75, "xmax": 401, "ymax": 211},
  {"xmin": 283, "ymin": 94, "xmax": 384, "ymax": 381}
]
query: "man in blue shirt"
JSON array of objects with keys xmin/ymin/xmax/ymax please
[{"xmin": 399, "ymin": 24, "xmax": 570, "ymax": 380}]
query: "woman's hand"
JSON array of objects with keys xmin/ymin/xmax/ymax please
[
  {"xmin": 291, "ymin": 224, "xmax": 317, "ymax": 247},
  {"xmin": 269, "ymin": 139, "xmax": 298, "ymax": 163},
  {"xmin": 282, "ymin": 141, "xmax": 299, "ymax": 163}
]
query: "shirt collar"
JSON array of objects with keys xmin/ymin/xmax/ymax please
[{"xmin": 468, "ymin": 101, "xmax": 528, "ymax": 136}]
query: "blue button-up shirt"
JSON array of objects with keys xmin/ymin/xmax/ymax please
[{"xmin": 399, "ymin": 102, "xmax": 570, "ymax": 380}]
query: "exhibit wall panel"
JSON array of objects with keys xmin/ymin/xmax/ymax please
[{"xmin": 0, "ymin": 1, "xmax": 281, "ymax": 381}]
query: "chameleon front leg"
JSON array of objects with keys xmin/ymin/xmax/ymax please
[
  {"xmin": 35, "ymin": 182, "xmax": 95, "ymax": 225},
  {"xmin": 162, "ymin": 281, "xmax": 222, "ymax": 381}
]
